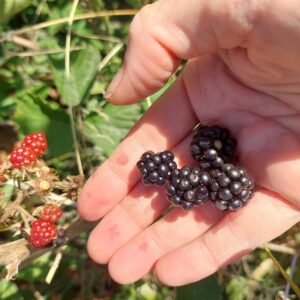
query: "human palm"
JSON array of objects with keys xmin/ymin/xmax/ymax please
[{"xmin": 78, "ymin": 0, "xmax": 300, "ymax": 286}]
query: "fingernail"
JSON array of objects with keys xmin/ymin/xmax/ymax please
[{"xmin": 104, "ymin": 67, "xmax": 124, "ymax": 99}]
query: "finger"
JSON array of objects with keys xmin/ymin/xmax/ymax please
[
  {"xmin": 155, "ymin": 190, "xmax": 300, "ymax": 286},
  {"xmin": 87, "ymin": 132, "xmax": 213, "ymax": 264},
  {"xmin": 107, "ymin": 0, "xmax": 300, "ymax": 105},
  {"xmin": 105, "ymin": 0, "xmax": 257, "ymax": 104},
  {"xmin": 238, "ymin": 118, "xmax": 300, "ymax": 208},
  {"xmin": 107, "ymin": 204, "xmax": 223, "ymax": 284},
  {"xmin": 87, "ymin": 183, "xmax": 169, "ymax": 265},
  {"xmin": 78, "ymin": 75, "xmax": 197, "ymax": 221}
]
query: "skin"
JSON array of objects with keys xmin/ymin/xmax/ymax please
[{"xmin": 78, "ymin": 0, "xmax": 300, "ymax": 286}]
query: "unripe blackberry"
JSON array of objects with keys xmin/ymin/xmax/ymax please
[
  {"xmin": 190, "ymin": 125, "xmax": 237, "ymax": 169},
  {"xmin": 209, "ymin": 163, "xmax": 255, "ymax": 211},
  {"xmin": 137, "ymin": 150, "xmax": 177, "ymax": 186},
  {"xmin": 30, "ymin": 219, "xmax": 57, "ymax": 248},
  {"xmin": 22, "ymin": 132, "xmax": 47, "ymax": 157},
  {"xmin": 40, "ymin": 205, "xmax": 62, "ymax": 223},
  {"xmin": 10, "ymin": 146, "xmax": 37, "ymax": 169},
  {"xmin": 166, "ymin": 166, "xmax": 211, "ymax": 210}
]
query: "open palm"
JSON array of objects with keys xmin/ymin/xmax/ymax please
[{"xmin": 78, "ymin": 0, "xmax": 300, "ymax": 286}]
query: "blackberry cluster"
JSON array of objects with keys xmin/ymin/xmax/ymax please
[
  {"xmin": 136, "ymin": 150, "xmax": 177, "ymax": 186},
  {"xmin": 166, "ymin": 167, "xmax": 210, "ymax": 210},
  {"xmin": 209, "ymin": 164, "xmax": 254, "ymax": 211},
  {"xmin": 137, "ymin": 124, "xmax": 255, "ymax": 212},
  {"xmin": 190, "ymin": 125, "xmax": 237, "ymax": 169}
]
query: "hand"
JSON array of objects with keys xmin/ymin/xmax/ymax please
[{"xmin": 78, "ymin": 0, "xmax": 300, "ymax": 286}]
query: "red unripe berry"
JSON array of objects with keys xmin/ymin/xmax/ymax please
[
  {"xmin": 10, "ymin": 146, "xmax": 37, "ymax": 169},
  {"xmin": 40, "ymin": 205, "xmax": 62, "ymax": 223},
  {"xmin": 22, "ymin": 132, "xmax": 47, "ymax": 157},
  {"xmin": 30, "ymin": 219, "xmax": 57, "ymax": 248}
]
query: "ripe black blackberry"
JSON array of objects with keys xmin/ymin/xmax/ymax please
[
  {"xmin": 136, "ymin": 150, "xmax": 177, "ymax": 186},
  {"xmin": 190, "ymin": 125, "xmax": 237, "ymax": 169},
  {"xmin": 166, "ymin": 166, "xmax": 211, "ymax": 210},
  {"xmin": 208, "ymin": 163, "xmax": 254, "ymax": 211}
]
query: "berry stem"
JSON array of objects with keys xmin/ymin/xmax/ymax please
[{"xmin": 68, "ymin": 106, "xmax": 84, "ymax": 177}]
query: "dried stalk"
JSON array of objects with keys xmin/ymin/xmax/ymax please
[{"xmin": 0, "ymin": 191, "xmax": 25, "ymax": 223}]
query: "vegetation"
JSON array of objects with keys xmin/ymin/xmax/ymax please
[{"xmin": 0, "ymin": 1, "xmax": 299, "ymax": 299}]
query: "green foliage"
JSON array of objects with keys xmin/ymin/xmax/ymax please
[
  {"xmin": 176, "ymin": 276, "xmax": 223, "ymax": 300},
  {"xmin": 0, "ymin": 0, "xmax": 298, "ymax": 299},
  {"xmin": 225, "ymin": 277, "xmax": 249, "ymax": 300},
  {"xmin": 0, "ymin": 0, "xmax": 34, "ymax": 24},
  {"xmin": 17, "ymin": 253, "xmax": 52, "ymax": 282},
  {"xmin": 0, "ymin": 98, "xmax": 15, "ymax": 121},
  {"xmin": 0, "ymin": 184, "xmax": 15, "ymax": 207},
  {"xmin": 50, "ymin": 48, "xmax": 101, "ymax": 107},
  {"xmin": 12, "ymin": 84, "xmax": 73, "ymax": 156},
  {"xmin": 0, "ymin": 280, "xmax": 23, "ymax": 300},
  {"xmin": 83, "ymin": 102, "xmax": 142, "ymax": 157}
]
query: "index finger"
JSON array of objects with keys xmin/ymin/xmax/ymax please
[{"xmin": 78, "ymin": 75, "xmax": 197, "ymax": 221}]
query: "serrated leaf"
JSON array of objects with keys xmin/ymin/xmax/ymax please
[
  {"xmin": 50, "ymin": 48, "xmax": 101, "ymax": 106},
  {"xmin": 12, "ymin": 84, "xmax": 73, "ymax": 156},
  {"xmin": 0, "ymin": 0, "xmax": 34, "ymax": 24},
  {"xmin": 83, "ymin": 103, "xmax": 142, "ymax": 157},
  {"xmin": 176, "ymin": 276, "xmax": 222, "ymax": 300}
]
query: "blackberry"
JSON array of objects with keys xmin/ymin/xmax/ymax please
[
  {"xmin": 209, "ymin": 163, "xmax": 255, "ymax": 211},
  {"xmin": 137, "ymin": 150, "xmax": 177, "ymax": 186},
  {"xmin": 166, "ymin": 166, "xmax": 211, "ymax": 210},
  {"xmin": 190, "ymin": 125, "xmax": 237, "ymax": 169}
]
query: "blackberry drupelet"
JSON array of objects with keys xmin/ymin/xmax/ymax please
[
  {"xmin": 209, "ymin": 163, "xmax": 254, "ymax": 211},
  {"xmin": 190, "ymin": 125, "xmax": 237, "ymax": 169},
  {"xmin": 166, "ymin": 166, "xmax": 211, "ymax": 210},
  {"xmin": 137, "ymin": 150, "xmax": 177, "ymax": 186}
]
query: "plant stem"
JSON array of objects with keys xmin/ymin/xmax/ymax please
[
  {"xmin": 0, "ymin": 9, "xmax": 139, "ymax": 42},
  {"xmin": 65, "ymin": 0, "xmax": 84, "ymax": 177},
  {"xmin": 263, "ymin": 244, "xmax": 300, "ymax": 298}
]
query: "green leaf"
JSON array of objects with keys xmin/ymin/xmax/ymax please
[
  {"xmin": 176, "ymin": 276, "xmax": 222, "ymax": 300},
  {"xmin": 226, "ymin": 277, "xmax": 249, "ymax": 300},
  {"xmin": 50, "ymin": 48, "xmax": 101, "ymax": 107},
  {"xmin": 140, "ymin": 76, "xmax": 175, "ymax": 112},
  {"xmin": 17, "ymin": 253, "xmax": 52, "ymax": 282},
  {"xmin": 83, "ymin": 103, "xmax": 142, "ymax": 157},
  {"xmin": 0, "ymin": 0, "xmax": 34, "ymax": 24},
  {"xmin": 0, "ymin": 183, "xmax": 15, "ymax": 207},
  {"xmin": 12, "ymin": 84, "xmax": 73, "ymax": 156},
  {"xmin": 0, "ymin": 280, "xmax": 23, "ymax": 300}
]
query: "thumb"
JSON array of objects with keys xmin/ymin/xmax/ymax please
[{"xmin": 105, "ymin": 0, "xmax": 257, "ymax": 104}]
